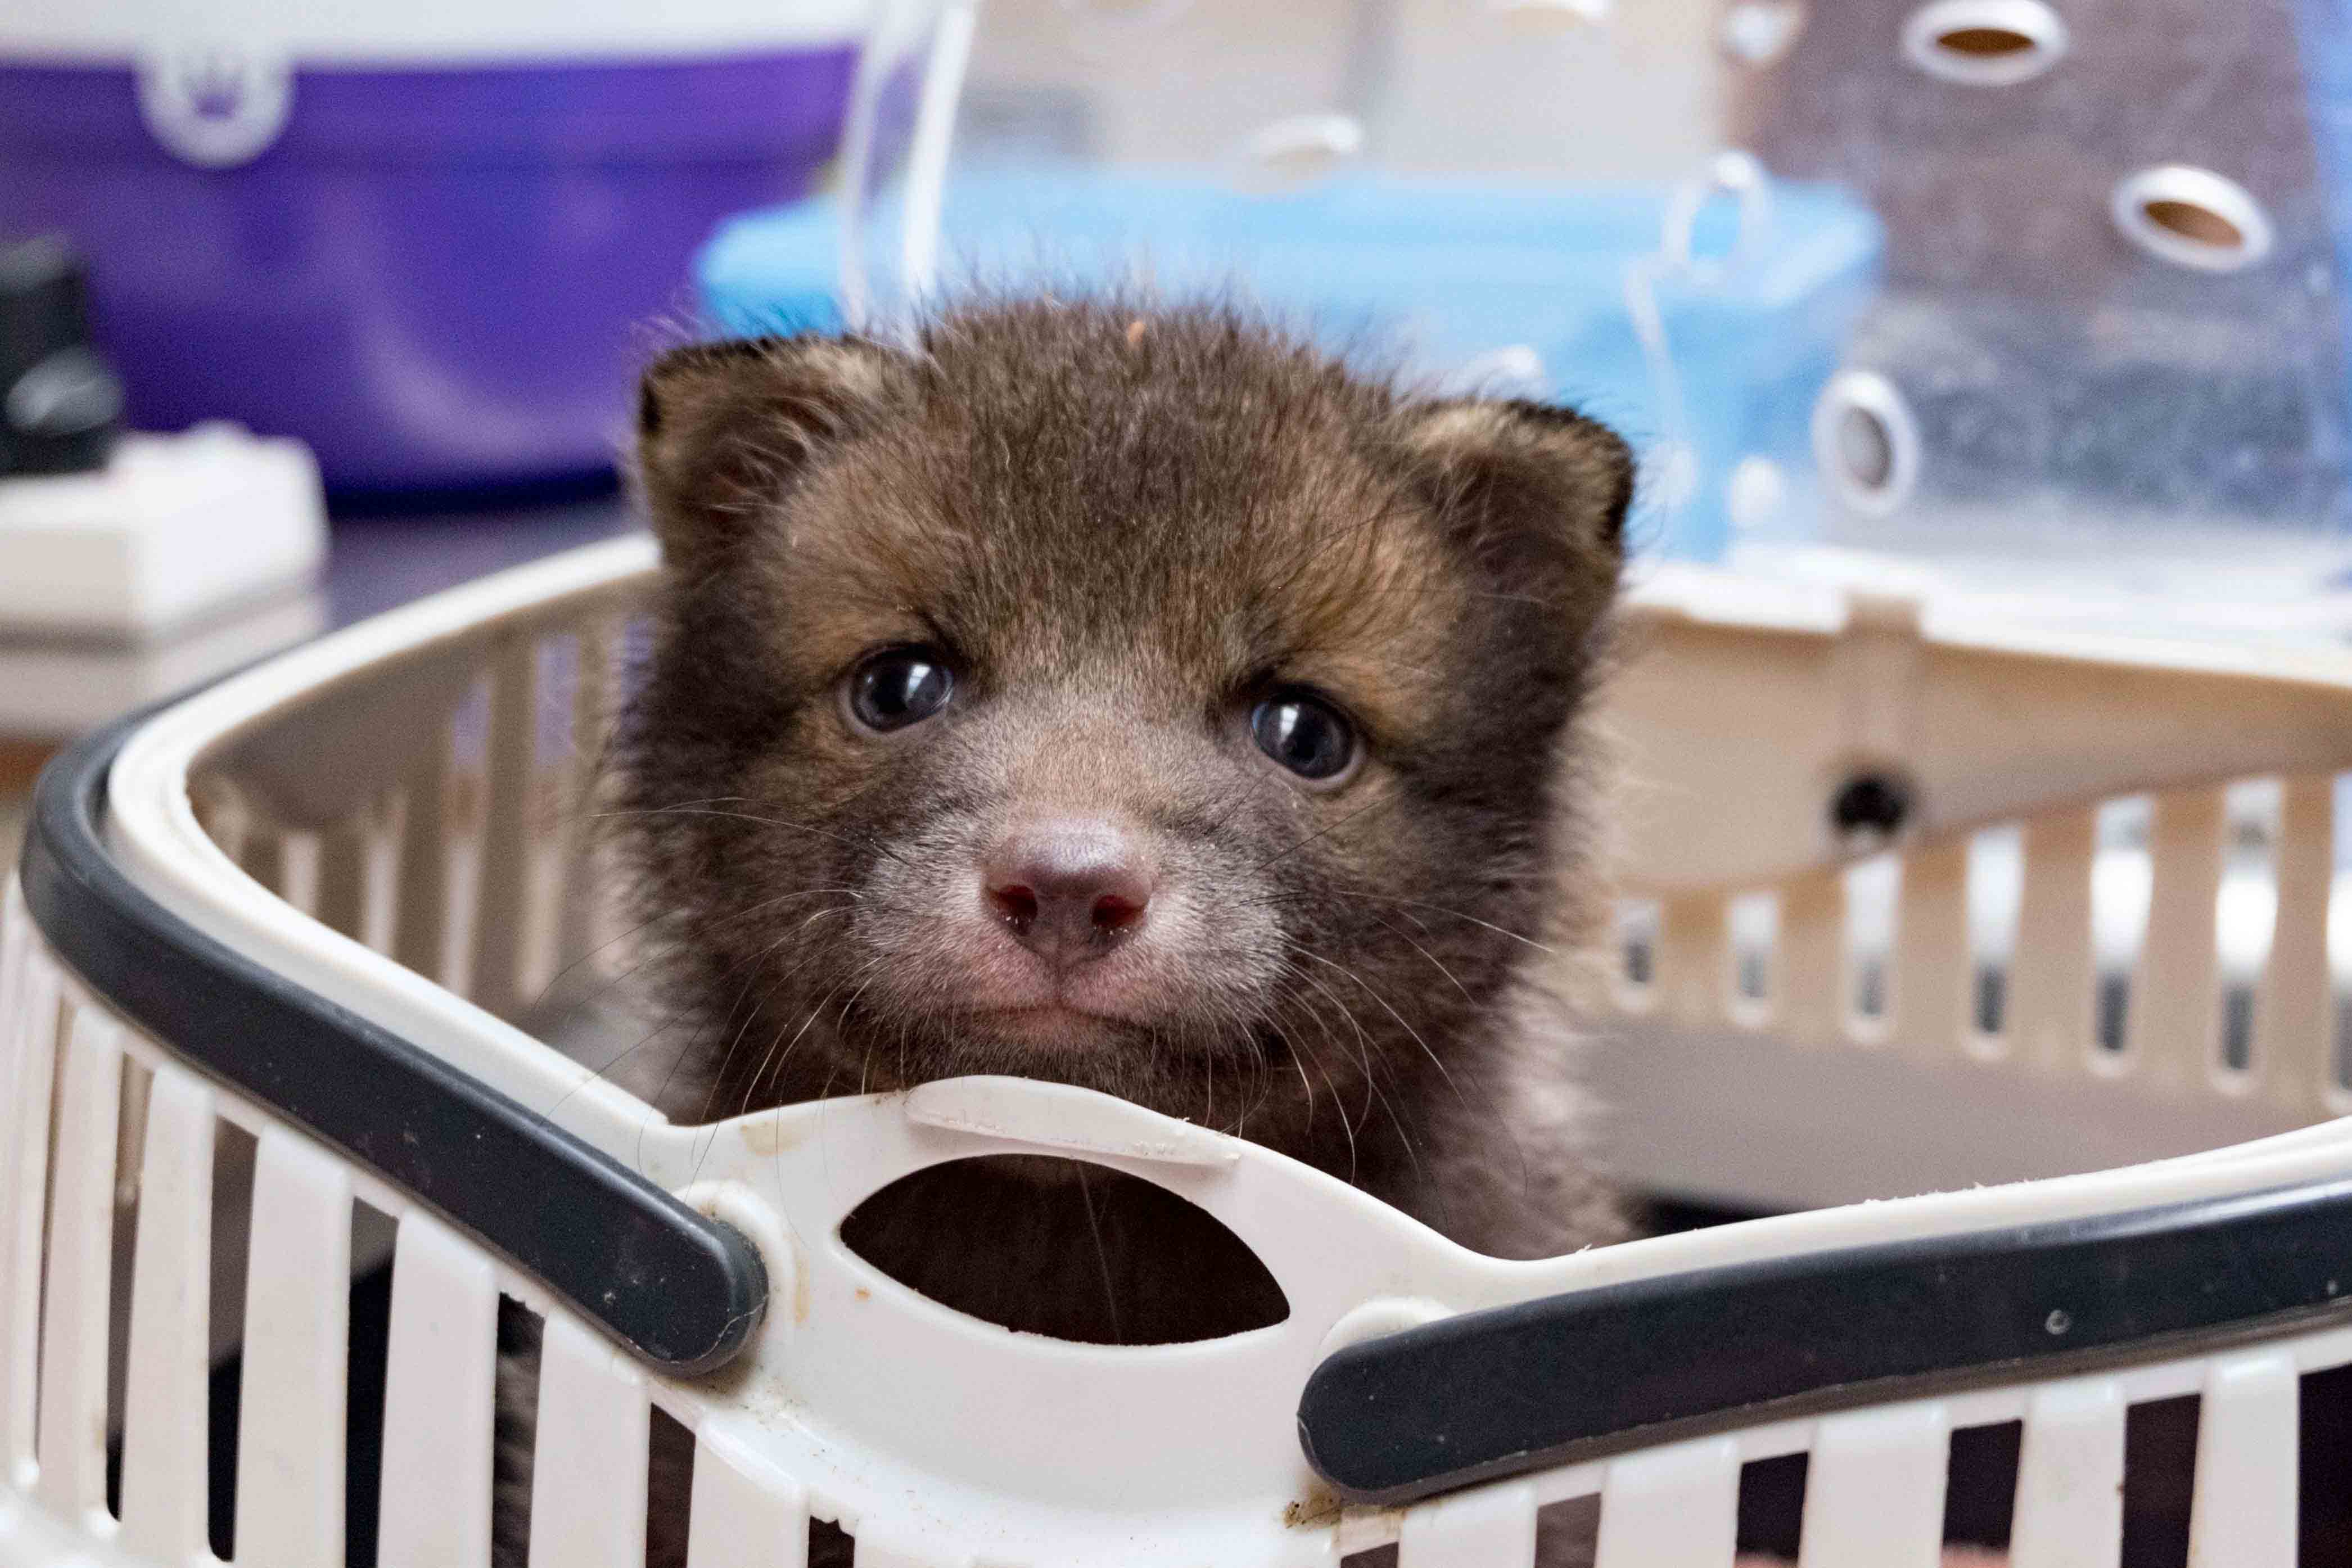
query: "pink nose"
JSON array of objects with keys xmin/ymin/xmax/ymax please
[{"xmin": 982, "ymin": 820, "xmax": 1154, "ymax": 969}]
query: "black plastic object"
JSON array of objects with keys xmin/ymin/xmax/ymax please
[
  {"xmin": 1830, "ymin": 770, "xmax": 1913, "ymax": 839},
  {"xmin": 1299, "ymin": 1176, "xmax": 2352, "ymax": 1504},
  {"xmin": 1, "ymin": 236, "xmax": 121, "ymax": 477},
  {"xmin": 20, "ymin": 709, "xmax": 768, "ymax": 1376}
]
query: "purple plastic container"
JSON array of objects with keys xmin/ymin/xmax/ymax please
[{"xmin": 0, "ymin": 50, "xmax": 855, "ymax": 492}]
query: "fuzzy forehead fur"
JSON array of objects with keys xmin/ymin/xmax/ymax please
[
  {"xmin": 641, "ymin": 302, "xmax": 1623, "ymax": 731},
  {"xmin": 619, "ymin": 297, "xmax": 1631, "ymax": 1251}
]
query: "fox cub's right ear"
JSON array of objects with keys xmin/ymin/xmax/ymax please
[{"xmin": 634, "ymin": 335, "xmax": 909, "ymax": 568}]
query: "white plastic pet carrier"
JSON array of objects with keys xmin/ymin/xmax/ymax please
[{"xmin": 7, "ymin": 534, "xmax": 2352, "ymax": 1567}]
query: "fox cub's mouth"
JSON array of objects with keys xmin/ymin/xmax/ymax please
[{"xmin": 964, "ymin": 1003, "xmax": 1135, "ymax": 1050}]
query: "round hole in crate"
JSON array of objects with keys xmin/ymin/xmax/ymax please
[
  {"xmin": 1836, "ymin": 408, "xmax": 1892, "ymax": 489},
  {"xmin": 1900, "ymin": 0, "xmax": 2067, "ymax": 85},
  {"xmin": 2110, "ymin": 166, "xmax": 2273, "ymax": 273},
  {"xmin": 1939, "ymin": 25, "xmax": 2032, "ymax": 54},
  {"xmin": 838, "ymin": 1154, "xmax": 1288, "ymax": 1344},
  {"xmin": 1831, "ymin": 771, "xmax": 1914, "ymax": 842},
  {"xmin": 2143, "ymin": 199, "xmax": 2242, "ymax": 249},
  {"xmin": 1812, "ymin": 369, "xmax": 1920, "ymax": 516}
]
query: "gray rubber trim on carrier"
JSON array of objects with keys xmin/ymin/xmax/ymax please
[
  {"xmin": 20, "ymin": 706, "xmax": 768, "ymax": 1376},
  {"xmin": 1298, "ymin": 1172, "xmax": 2352, "ymax": 1504}
]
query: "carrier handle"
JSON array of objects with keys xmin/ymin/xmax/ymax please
[
  {"xmin": 19, "ymin": 711, "xmax": 770, "ymax": 1377},
  {"xmin": 1298, "ymin": 1173, "xmax": 2352, "ymax": 1504}
]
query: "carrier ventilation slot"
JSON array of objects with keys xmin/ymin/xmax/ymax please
[
  {"xmin": 1728, "ymin": 891, "xmax": 1780, "ymax": 1013},
  {"xmin": 1736, "ymin": 1451, "xmax": 1809, "ymax": 1559},
  {"xmin": 1844, "ymin": 853, "xmax": 1900, "ymax": 1025},
  {"xmin": 344, "ymin": 1206, "xmax": 396, "ymax": 1567},
  {"xmin": 1535, "ymin": 1495, "xmax": 1601, "ymax": 1562},
  {"xmin": 2121, "ymin": 1394, "xmax": 2199, "ymax": 1568},
  {"xmin": 2215, "ymin": 780, "xmax": 2282, "ymax": 1078},
  {"xmin": 1967, "ymin": 824, "xmax": 2024, "ymax": 1040},
  {"xmin": 1900, "ymin": 0, "xmax": 2067, "ymax": 86},
  {"xmin": 2111, "ymin": 166, "xmax": 2274, "ymax": 274},
  {"xmin": 1813, "ymin": 369, "xmax": 1920, "ymax": 517},
  {"xmin": 2091, "ymin": 797, "xmax": 2154, "ymax": 1057},
  {"xmin": 1942, "ymin": 1420, "xmax": 2022, "ymax": 1556},
  {"xmin": 489, "ymin": 1298, "xmax": 544, "ymax": 1565},
  {"xmin": 647, "ymin": 1407, "xmax": 696, "ymax": 1567},
  {"xmin": 204, "ymin": 1120, "xmax": 258, "ymax": 1561},
  {"xmin": 2302, "ymin": 1362, "xmax": 2352, "ymax": 1553},
  {"xmin": 1618, "ymin": 898, "xmax": 1660, "ymax": 990},
  {"xmin": 101, "ymin": 1054, "xmax": 146, "ymax": 1529}
]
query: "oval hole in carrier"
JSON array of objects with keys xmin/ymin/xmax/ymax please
[
  {"xmin": 2111, "ymin": 166, "xmax": 2274, "ymax": 273},
  {"xmin": 839, "ymin": 1155, "xmax": 1289, "ymax": 1344},
  {"xmin": 1900, "ymin": 0, "xmax": 2067, "ymax": 85},
  {"xmin": 1813, "ymin": 369, "xmax": 1920, "ymax": 517}
]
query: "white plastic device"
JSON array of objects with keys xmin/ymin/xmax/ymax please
[
  {"xmin": 0, "ymin": 426, "xmax": 322, "ymax": 640},
  {"xmin": 0, "ymin": 426, "xmax": 326, "ymax": 737}
]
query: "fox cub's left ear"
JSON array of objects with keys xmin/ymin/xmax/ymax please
[{"xmin": 1392, "ymin": 398, "xmax": 1633, "ymax": 622}]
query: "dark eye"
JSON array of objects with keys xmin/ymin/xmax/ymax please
[
  {"xmin": 1250, "ymin": 690, "xmax": 1357, "ymax": 783},
  {"xmin": 847, "ymin": 646, "xmax": 954, "ymax": 733}
]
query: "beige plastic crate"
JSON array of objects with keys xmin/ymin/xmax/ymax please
[{"xmin": 6, "ymin": 537, "xmax": 2352, "ymax": 1567}]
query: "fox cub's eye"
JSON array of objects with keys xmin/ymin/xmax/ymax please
[
  {"xmin": 1251, "ymin": 690, "xmax": 1357, "ymax": 783},
  {"xmin": 847, "ymin": 647, "xmax": 954, "ymax": 733}
]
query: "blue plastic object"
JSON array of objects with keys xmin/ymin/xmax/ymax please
[{"xmin": 695, "ymin": 168, "xmax": 1881, "ymax": 561}]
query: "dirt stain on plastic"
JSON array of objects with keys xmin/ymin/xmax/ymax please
[
  {"xmin": 741, "ymin": 1115, "xmax": 805, "ymax": 1157},
  {"xmin": 1285, "ymin": 1483, "xmax": 1343, "ymax": 1529}
]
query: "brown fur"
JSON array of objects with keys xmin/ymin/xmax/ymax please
[{"xmin": 499, "ymin": 297, "xmax": 1635, "ymax": 1565}]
